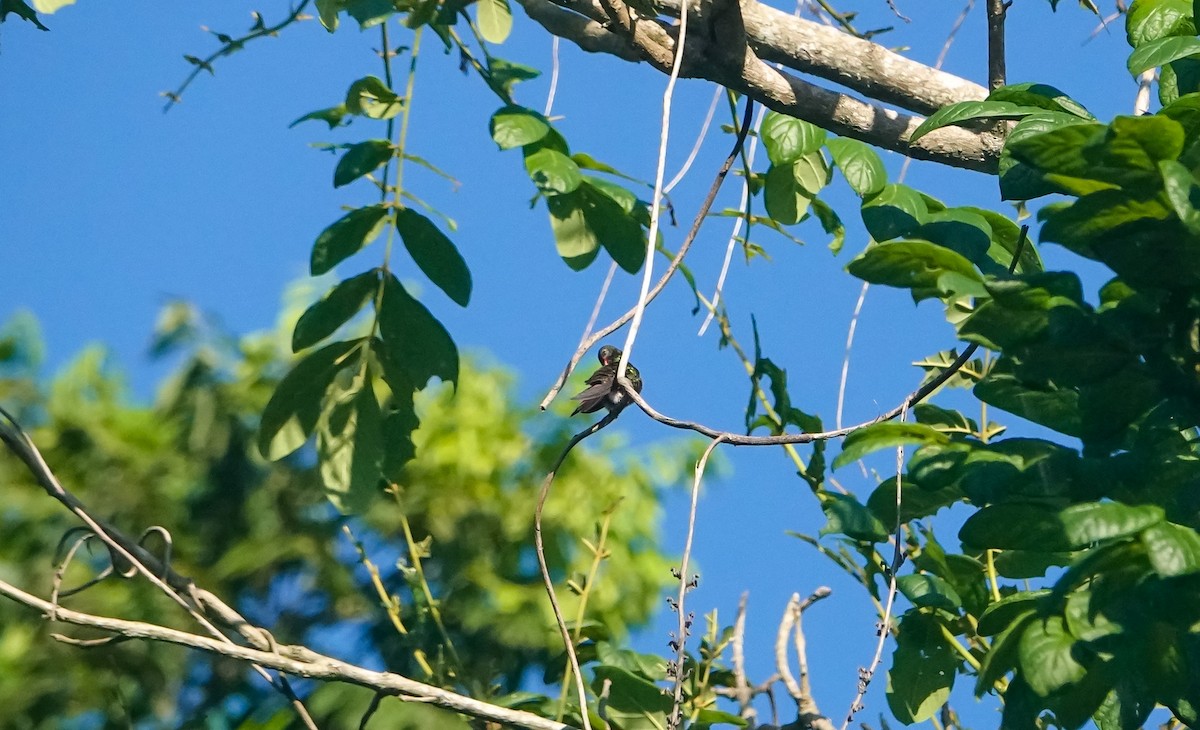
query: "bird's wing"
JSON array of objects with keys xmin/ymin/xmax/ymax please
[{"xmin": 570, "ymin": 367, "xmax": 616, "ymax": 415}]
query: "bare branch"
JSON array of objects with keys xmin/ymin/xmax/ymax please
[
  {"xmin": 515, "ymin": 0, "xmax": 1003, "ymax": 171},
  {"xmin": 986, "ymin": 0, "xmax": 1009, "ymax": 91},
  {"xmin": 0, "ymin": 578, "xmax": 578, "ymax": 730}
]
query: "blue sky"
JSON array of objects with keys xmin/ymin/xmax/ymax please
[{"xmin": 1, "ymin": 0, "xmax": 1139, "ymax": 726}]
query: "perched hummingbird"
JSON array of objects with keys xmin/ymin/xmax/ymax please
[{"xmin": 571, "ymin": 345, "xmax": 643, "ymax": 416}]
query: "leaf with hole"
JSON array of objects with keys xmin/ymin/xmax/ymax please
[{"xmin": 377, "ymin": 274, "xmax": 459, "ymax": 388}]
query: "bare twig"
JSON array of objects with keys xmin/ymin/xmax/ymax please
[
  {"xmin": 616, "ymin": 0, "xmax": 692, "ymax": 383},
  {"xmin": 539, "ymin": 100, "xmax": 755, "ymax": 409},
  {"xmin": 840, "ymin": 401, "xmax": 908, "ymax": 730},
  {"xmin": 163, "ymin": 2, "xmax": 314, "ymax": 110},
  {"xmin": 664, "ymin": 86, "xmax": 723, "ymax": 194},
  {"xmin": 986, "ymin": 0, "xmax": 1009, "ymax": 92},
  {"xmin": 667, "ymin": 435, "xmax": 726, "ymax": 730},
  {"xmin": 732, "ymin": 592, "xmax": 755, "ymax": 722},
  {"xmin": 535, "ymin": 412, "xmax": 622, "ymax": 730},
  {"xmin": 0, "ymin": 408, "xmax": 320, "ymax": 729},
  {"xmin": 0, "ymin": 577, "xmax": 578, "ymax": 730}
]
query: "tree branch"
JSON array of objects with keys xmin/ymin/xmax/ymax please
[
  {"xmin": 515, "ymin": 0, "xmax": 1003, "ymax": 172},
  {"xmin": 0, "ymin": 578, "xmax": 578, "ymax": 730}
]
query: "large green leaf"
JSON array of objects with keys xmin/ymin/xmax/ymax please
[
  {"xmin": 915, "ymin": 208, "xmax": 993, "ymax": 264},
  {"xmin": 826, "ymin": 136, "xmax": 887, "ymax": 196},
  {"xmin": 974, "ymin": 366, "xmax": 1082, "ymax": 436},
  {"xmin": 989, "ymin": 83, "xmax": 1094, "ymax": 119},
  {"xmin": 525, "ymin": 147, "xmax": 583, "ymax": 194},
  {"xmin": 334, "ymin": 139, "xmax": 393, "ymax": 187},
  {"xmin": 292, "ymin": 269, "xmax": 380, "ymax": 351},
  {"xmin": 818, "ymin": 491, "xmax": 889, "ymax": 542},
  {"xmin": 763, "ymin": 162, "xmax": 812, "ymax": 225},
  {"xmin": 1017, "ymin": 615, "xmax": 1087, "ymax": 696},
  {"xmin": 1127, "ymin": 0, "xmax": 1195, "ymax": 47},
  {"xmin": 475, "ymin": 0, "xmax": 512, "ymax": 43},
  {"xmin": 861, "ymin": 183, "xmax": 928, "ymax": 240},
  {"xmin": 887, "ymin": 612, "xmax": 960, "ymax": 723},
  {"xmin": 834, "ymin": 422, "xmax": 950, "ymax": 470},
  {"xmin": 1160, "ymin": 158, "xmax": 1200, "ymax": 233},
  {"xmin": 258, "ymin": 339, "xmax": 362, "ymax": 460},
  {"xmin": 977, "ymin": 590, "xmax": 1050, "ymax": 636},
  {"xmin": 761, "ymin": 110, "xmax": 826, "ymax": 165},
  {"xmin": 489, "ymin": 105, "xmax": 550, "ymax": 149},
  {"xmin": 311, "ymin": 205, "xmax": 391, "ymax": 275},
  {"xmin": 546, "ymin": 190, "xmax": 600, "ymax": 269},
  {"xmin": 959, "ymin": 502, "xmax": 1072, "ymax": 552},
  {"xmin": 344, "ymin": 76, "xmax": 402, "ymax": 120},
  {"xmin": 1141, "ymin": 521, "xmax": 1200, "ymax": 576},
  {"xmin": 909, "ymin": 100, "xmax": 1051, "ymax": 143},
  {"xmin": 590, "ymin": 666, "xmax": 672, "ymax": 730},
  {"xmin": 317, "ymin": 373, "xmax": 384, "ymax": 513},
  {"xmin": 395, "ymin": 208, "xmax": 472, "ymax": 306},
  {"xmin": 377, "ymin": 274, "xmax": 459, "ymax": 388},
  {"xmin": 976, "ymin": 610, "xmax": 1036, "ymax": 695},
  {"xmin": 999, "ymin": 112, "xmax": 1103, "ymax": 201},
  {"xmin": 1129, "ymin": 35, "xmax": 1200, "ymax": 76},
  {"xmin": 846, "ymin": 240, "xmax": 981, "ymax": 301},
  {"xmin": 897, "ymin": 573, "xmax": 962, "ymax": 611},
  {"xmin": 1059, "ymin": 502, "xmax": 1165, "ymax": 548}
]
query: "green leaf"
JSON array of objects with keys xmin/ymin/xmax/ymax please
[
  {"xmin": 311, "ymin": 205, "xmax": 391, "ymax": 275},
  {"xmin": 345, "ymin": 76, "xmax": 403, "ymax": 120},
  {"xmin": 546, "ymin": 191, "xmax": 599, "ymax": 270},
  {"xmin": 977, "ymin": 590, "xmax": 1050, "ymax": 636},
  {"xmin": 897, "ymin": 573, "xmax": 962, "ymax": 611},
  {"xmin": 525, "ymin": 148, "xmax": 583, "ymax": 194},
  {"xmin": 915, "ymin": 208, "xmax": 993, "ymax": 264},
  {"xmin": 867, "ymin": 479, "xmax": 963, "ymax": 524},
  {"xmin": 476, "ymin": 0, "xmax": 512, "ymax": 43},
  {"xmin": 861, "ymin": 183, "xmax": 928, "ymax": 241},
  {"xmin": 993, "ymin": 550, "xmax": 1075, "ymax": 579},
  {"xmin": 289, "ymin": 104, "xmax": 348, "ymax": 129},
  {"xmin": 834, "ymin": 422, "xmax": 950, "ymax": 470},
  {"xmin": 1018, "ymin": 615, "xmax": 1086, "ymax": 696},
  {"xmin": 1127, "ymin": 0, "xmax": 1195, "ymax": 46},
  {"xmin": 258, "ymin": 339, "xmax": 361, "ymax": 460},
  {"xmin": 818, "ymin": 491, "xmax": 889, "ymax": 542},
  {"xmin": 395, "ymin": 208, "xmax": 472, "ymax": 306},
  {"xmin": 485, "ymin": 57, "xmax": 540, "ymax": 96},
  {"xmin": 810, "ymin": 197, "xmax": 846, "ymax": 254},
  {"xmin": 974, "ymin": 367, "xmax": 1082, "ymax": 437},
  {"xmin": 826, "ymin": 136, "xmax": 887, "ymax": 196},
  {"xmin": 989, "ymin": 83, "xmax": 1094, "ymax": 119},
  {"xmin": 1059, "ymin": 502, "xmax": 1165, "ymax": 548},
  {"xmin": 594, "ymin": 642, "xmax": 667, "ymax": 682},
  {"xmin": 793, "ymin": 151, "xmax": 830, "ymax": 196},
  {"xmin": 292, "ymin": 270, "xmax": 379, "ymax": 351},
  {"xmin": 887, "ymin": 612, "xmax": 960, "ymax": 723},
  {"xmin": 317, "ymin": 373, "xmax": 384, "ymax": 513},
  {"xmin": 489, "ymin": 105, "xmax": 550, "ymax": 149},
  {"xmin": 580, "ymin": 181, "xmax": 646, "ymax": 273},
  {"xmin": 1140, "ymin": 521, "xmax": 1200, "ymax": 576},
  {"xmin": 846, "ymin": 240, "xmax": 981, "ymax": 301},
  {"xmin": 344, "ymin": 0, "xmax": 394, "ymax": 28},
  {"xmin": 590, "ymin": 666, "xmax": 672, "ymax": 730},
  {"xmin": 1000, "ymin": 113, "xmax": 1103, "ymax": 201},
  {"xmin": 378, "ymin": 275, "xmax": 459, "ymax": 388},
  {"xmin": 1, "ymin": 0, "xmax": 49, "ymax": 30},
  {"xmin": 334, "ymin": 139, "xmax": 393, "ymax": 187},
  {"xmin": 1128, "ymin": 35, "xmax": 1200, "ymax": 76},
  {"xmin": 692, "ymin": 708, "xmax": 749, "ymax": 729},
  {"xmin": 760, "ymin": 111, "xmax": 826, "ymax": 165},
  {"xmin": 1160, "ymin": 159, "xmax": 1200, "ymax": 233},
  {"xmin": 976, "ymin": 610, "xmax": 1036, "ymax": 695},
  {"xmin": 763, "ymin": 163, "xmax": 812, "ymax": 225},
  {"xmin": 315, "ymin": 0, "xmax": 339, "ymax": 30},
  {"xmin": 910, "ymin": 100, "xmax": 1049, "ymax": 143},
  {"xmin": 959, "ymin": 502, "xmax": 1072, "ymax": 551}
]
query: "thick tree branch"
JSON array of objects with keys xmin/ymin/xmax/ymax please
[
  {"xmin": 0, "ymin": 578, "xmax": 577, "ymax": 730},
  {"xmin": 515, "ymin": 0, "xmax": 1002, "ymax": 172}
]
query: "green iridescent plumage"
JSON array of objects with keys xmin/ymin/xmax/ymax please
[{"xmin": 571, "ymin": 345, "xmax": 643, "ymax": 416}]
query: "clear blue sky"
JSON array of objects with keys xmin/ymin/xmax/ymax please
[{"xmin": 1, "ymin": 1, "xmax": 1136, "ymax": 726}]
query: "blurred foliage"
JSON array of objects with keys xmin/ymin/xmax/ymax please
[{"xmin": 0, "ymin": 303, "xmax": 682, "ymax": 727}]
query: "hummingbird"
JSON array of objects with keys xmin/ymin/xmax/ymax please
[{"xmin": 571, "ymin": 345, "xmax": 643, "ymax": 416}]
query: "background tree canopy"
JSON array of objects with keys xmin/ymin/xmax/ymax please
[{"xmin": 2, "ymin": 0, "xmax": 1200, "ymax": 729}]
